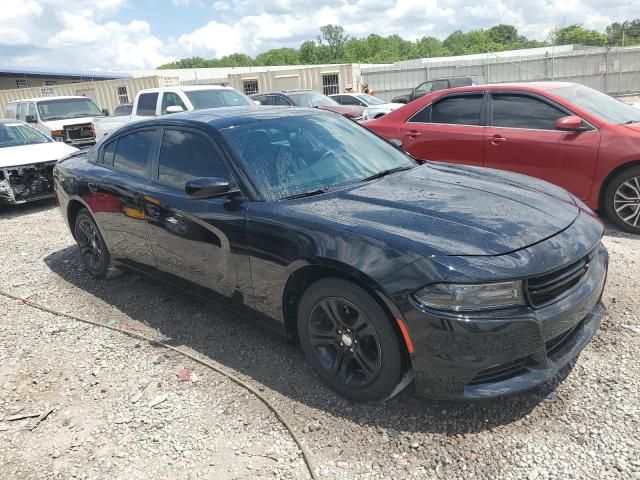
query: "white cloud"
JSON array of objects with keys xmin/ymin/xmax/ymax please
[{"xmin": 0, "ymin": 0, "xmax": 637, "ymax": 71}]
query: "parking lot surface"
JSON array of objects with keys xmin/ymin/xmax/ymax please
[{"xmin": 1, "ymin": 200, "xmax": 639, "ymax": 480}]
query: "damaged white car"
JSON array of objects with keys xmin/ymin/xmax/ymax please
[{"xmin": 0, "ymin": 120, "xmax": 77, "ymax": 204}]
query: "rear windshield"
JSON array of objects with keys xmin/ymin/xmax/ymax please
[
  {"xmin": 185, "ymin": 89, "xmax": 252, "ymax": 109},
  {"xmin": 37, "ymin": 98, "xmax": 103, "ymax": 121},
  {"xmin": 0, "ymin": 123, "xmax": 51, "ymax": 148}
]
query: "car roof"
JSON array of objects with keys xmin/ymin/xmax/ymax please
[
  {"xmin": 442, "ymin": 81, "xmax": 577, "ymax": 93},
  {"xmin": 137, "ymin": 85, "xmax": 235, "ymax": 94},
  {"xmin": 7, "ymin": 96, "xmax": 92, "ymax": 103},
  {"xmin": 117, "ymin": 106, "xmax": 333, "ymax": 133}
]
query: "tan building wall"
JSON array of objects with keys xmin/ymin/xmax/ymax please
[
  {"xmin": 228, "ymin": 64, "xmax": 362, "ymax": 95},
  {"xmin": 0, "ymin": 76, "xmax": 179, "ymax": 117}
]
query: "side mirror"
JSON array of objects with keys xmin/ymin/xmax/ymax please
[
  {"xmin": 253, "ymin": 100, "xmax": 261, "ymax": 105},
  {"xmin": 555, "ymin": 115, "xmax": 585, "ymax": 132},
  {"xmin": 389, "ymin": 138, "xmax": 403, "ymax": 147},
  {"xmin": 166, "ymin": 105, "xmax": 184, "ymax": 114},
  {"xmin": 25, "ymin": 114, "xmax": 37, "ymax": 123},
  {"xmin": 102, "ymin": 108, "xmax": 110, "ymax": 116},
  {"xmin": 185, "ymin": 177, "xmax": 230, "ymax": 199}
]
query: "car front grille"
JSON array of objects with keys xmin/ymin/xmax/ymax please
[
  {"xmin": 469, "ymin": 319, "xmax": 585, "ymax": 386},
  {"xmin": 64, "ymin": 123, "xmax": 95, "ymax": 141},
  {"xmin": 525, "ymin": 249, "xmax": 597, "ymax": 308}
]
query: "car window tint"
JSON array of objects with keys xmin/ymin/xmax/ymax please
[
  {"xmin": 492, "ymin": 94, "xmax": 566, "ymax": 130},
  {"xmin": 113, "ymin": 130, "xmax": 155, "ymax": 177},
  {"xmin": 27, "ymin": 103, "xmax": 36, "ymax": 118},
  {"xmin": 102, "ymin": 140, "xmax": 116, "ymax": 165},
  {"xmin": 137, "ymin": 93, "xmax": 158, "ymax": 116},
  {"xmin": 161, "ymin": 92, "xmax": 186, "ymax": 115},
  {"xmin": 430, "ymin": 95, "xmax": 483, "ymax": 125},
  {"xmin": 341, "ymin": 95, "xmax": 360, "ymax": 106},
  {"xmin": 271, "ymin": 96, "xmax": 291, "ymax": 106},
  {"xmin": 410, "ymin": 105, "xmax": 432, "ymax": 123},
  {"xmin": 433, "ymin": 80, "xmax": 450, "ymax": 90},
  {"xmin": 158, "ymin": 129, "xmax": 229, "ymax": 190}
]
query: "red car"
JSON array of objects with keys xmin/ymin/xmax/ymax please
[{"xmin": 363, "ymin": 82, "xmax": 640, "ymax": 233}]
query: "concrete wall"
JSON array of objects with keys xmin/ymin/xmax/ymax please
[
  {"xmin": 363, "ymin": 46, "xmax": 640, "ymax": 102},
  {"xmin": 0, "ymin": 76, "xmax": 176, "ymax": 116}
]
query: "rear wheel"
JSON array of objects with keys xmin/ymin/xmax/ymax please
[
  {"xmin": 297, "ymin": 278, "xmax": 403, "ymax": 402},
  {"xmin": 603, "ymin": 166, "xmax": 640, "ymax": 234},
  {"xmin": 74, "ymin": 209, "xmax": 121, "ymax": 279}
]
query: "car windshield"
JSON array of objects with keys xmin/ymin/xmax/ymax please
[
  {"xmin": 185, "ymin": 89, "xmax": 252, "ymax": 109},
  {"xmin": 37, "ymin": 98, "xmax": 103, "ymax": 121},
  {"xmin": 357, "ymin": 94, "xmax": 386, "ymax": 105},
  {"xmin": 220, "ymin": 113, "xmax": 416, "ymax": 200},
  {"xmin": 551, "ymin": 85, "xmax": 640, "ymax": 124},
  {"xmin": 0, "ymin": 122, "xmax": 51, "ymax": 147},
  {"xmin": 288, "ymin": 92, "xmax": 339, "ymax": 107}
]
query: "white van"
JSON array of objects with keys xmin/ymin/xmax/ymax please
[{"xmin": 4, "ymin": 96, "xmax": 106, "ymax": 148}]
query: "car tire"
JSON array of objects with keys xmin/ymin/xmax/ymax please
[
  {"xmin": 297, "ymin": 278, "xmax": 403, "ymax": 402},
  {"xmin": 603, "ymin": 166, "xmax": 640, "ymax": 234},
  {"xmin": 74, "ymin": 209, "xmax": 121, "ymax": 279}
]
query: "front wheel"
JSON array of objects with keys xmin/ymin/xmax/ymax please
[
  {"xmin": 74, "ymin": 209, "xmax": 121, "ymax": 279},
  {"xmin": 297, "ymin": 278, "xmax": 404, "ymax": 402},
  {"xmin": 603, "ymin": 166, "xmax": 640, "ymax": 234}
]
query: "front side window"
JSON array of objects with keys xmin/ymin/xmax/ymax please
[
  {"xmin": 411, "ymin": 94, "xmax": 483, "ymax": 125},
  {"xmin": 112, "ymin": 130, "xmax": 155, "ymax": 178},
  {"xmin": 27, "ymin": 103, "xmax": 37, "ymax": 119},
  {"xmin": 185, "ymin": 89, "xmax": 252, "ymax": 109},
  {"xmin": 221, "ymin": 113, "xmax": 416, "ymax": 200},
  {"xmin": 492, "ymin": 94, "xmax": 566, "ymax": 130},
  {"xmin": 414, "ymin": 82, "xmax": 434, "ymax": 94},
  {"xmin": 161, "ymin": 92, "xmax": 187, "ymax": 115},
  {"xmin": 158, "ymin": 129, "xmax": 229, "ymax": 190},
  {"xmin": 16, "ymin": 103, "xmax": 27, "ymax": 121},
  {"xmin": 288, "ymin": 92, "xmax": 339, "ymax": 108},
  {"xmin": 137, "ymin": 93, "xmax": 159, "ymax": 116},
  {"xmin": 271, "ymin": 95, "xmax": 292, "ymax": 106},
  {"xmin": 0, "ymin": 122, "xmax": 51, "ymax": 147},
  {"xmin": 102, "ymin": 139, "xmax": 116, "ymax": 165},
  {"xmin": 36, "ymin": 98, "xmax": 103, "ymax": 121}
]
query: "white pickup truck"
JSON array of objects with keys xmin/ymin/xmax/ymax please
[{"xmin": 94, "ymin": 85, "xmax": 255, "ymax": 138}]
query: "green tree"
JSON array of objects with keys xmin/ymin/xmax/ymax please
[
  {"xmin": 255, "ymin": 48, "xmax": 300, "ymax": 66},
  {"xmin": 317, "ymin": 24, "xmax": 349, "ymax": 61},
  {"xmin": 606, "ymin": 20, "xmax": 640, "ymax": 46},
  {"xmin": 551, "ymin": 24, "xmax": 607, "ymax": 47},
  {"xmin": 299, "ymin": 40, "xmax": 318, "ymax": 64}
]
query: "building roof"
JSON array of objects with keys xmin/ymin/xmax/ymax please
[
  {"xmin": 6, "ymin": 95, "xmax": 99, "ymax": 103},
  {"xmin": 0, "ymin": 66, "xmax": 130, "ymax": 79}
]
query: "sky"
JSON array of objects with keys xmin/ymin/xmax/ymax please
[{"xmin": 0, "ymin": 0, "xmax": 637, "ymax": 71}]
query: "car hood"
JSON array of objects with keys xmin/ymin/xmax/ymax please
[
  {"xmin": 318, "ymin": 105, "xmax": 364, "ymax": 117},
  {"xmin": 0, "ymin": 142, "xmax": 79, "ymax": 168},
  {"xmin": 288, "ymin": 163, "xmax": 580, "ymax": 257},
  {"xmin": 622, "ymin": 122, "xmax": 640, "ymax": 134},
  {"xmin": 43, "ymin": 117, "xmax": 102, "ymax": 130}
]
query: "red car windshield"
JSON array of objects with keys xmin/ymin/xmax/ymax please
[{"xmin": 551, "ymin": 85, "xmax": 640, "ymax": 124}]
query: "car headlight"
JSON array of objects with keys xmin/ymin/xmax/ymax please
[{"xmin": 412, "ymin": 281, "xmax": 525, "ymax": 312}]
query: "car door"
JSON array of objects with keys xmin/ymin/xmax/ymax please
[
  {"xmin": 484, "ymin": 92, "xmax": 601, "ymax": 200},
  {"xmin": 88, "ymin": 128, "xmax": 158, "ymax": 271},
  {"xmin": 399, "ymin": 92, "xmax": 485, "ymax": 166},
  {"xmin": 142, "ymin": 127, "xmax": 253, "ymax": 305}
]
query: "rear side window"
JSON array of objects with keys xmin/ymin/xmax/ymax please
[
  {"xmin": 158, "ymin": 129, "xmax": 229, "ymax": 190},
  {"xmin": 137, "ymin": 93, "xmax": 158, "ymax": 116},
  {"xmin": 411, "ymin": 94, "xmax": 483, "ymax": 125},
  {"xmin": 271, "ymin": 95, "xmax": 291, "ymax": 106},
  {"xmin": 491, "ymin": 94, "xmax": 566, "ymax": 130},
  {"xmin": 432, "ymin": 80, "xmax": 449, "ymax": 91},
  {"xmin": 102, "ymin": 140, "xmax": 116, "ymax": 165},
  {"xmin": 113, "ymin": 130, "xmax": 155, "ymax": 177}
]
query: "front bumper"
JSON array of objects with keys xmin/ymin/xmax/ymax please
[{"xmin": 404, "ymin": 244, "xmax": 608, "ymax": 400}]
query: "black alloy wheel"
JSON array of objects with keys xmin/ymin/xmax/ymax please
[
  {"xmin": 297, "ymin": 278, "xmax": 404, "ymax": 402},
  {"xmin": 74, "ymin": 209, "xmax": 120, "ymax": 279},
  {"xmin": 604, "ymin": 166, "xmax": 640, "ymax": 234}
]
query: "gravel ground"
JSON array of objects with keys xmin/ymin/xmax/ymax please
[{"xmin": 0, "ymin": 200, "xmax": 639, "ymax": 480}]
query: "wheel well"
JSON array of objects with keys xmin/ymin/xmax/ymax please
[
  {"xmin": 67, "ymin": 200, "xmax": 86, "ymax": 240},
  {"xmin": 599, "ymin": 160, "xmax": 640, "ymax": 211},
  {"xmin": 282, "ymin": 265, "xmax": 412, "ymax": 369}
]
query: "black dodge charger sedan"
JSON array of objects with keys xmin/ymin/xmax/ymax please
[{"xmin": 54, "ymin": 107, "xmax": 608, "ymax": 401}]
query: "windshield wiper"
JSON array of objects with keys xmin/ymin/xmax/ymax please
[
  {"xmin": 623, "ymin": 120, "xmax": 640, "ymax": 124},
  {"xmin": 359, "ymin": 166, "xmax": 414, "ymax": 182},
  {"xmin": 281, "ymin": 189, "xmax": 327, "ymax": 200}
]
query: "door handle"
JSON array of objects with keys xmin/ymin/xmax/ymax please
[
  {"xmin": 87, "ymin": 182, "xmax": 97, "ymax": 193},
  {"xmin": 487, "ymin": 135, "xmax": 507, "ymax": 144},
  {"xmin": 405, "ymin": 130, "xmax": 422, "ymax": 139}
]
